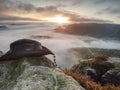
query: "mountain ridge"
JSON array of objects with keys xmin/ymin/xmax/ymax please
[{"xmin": 55, "ymin": 23, "xmax": 120, "ymax": 40}]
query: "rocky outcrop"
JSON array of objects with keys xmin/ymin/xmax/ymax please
[
  {"xmin": 91, "ymin": 59, "xmax": 114, "ymax": 80},
  {"xmin": 86, "ymin": 67, "xmax": 98, "ymax": 82},
  {"xmin": 0, "ymin": 56, "xmax": 85, "ymax": 90},
  {"xmin": 71, "ymin": 56, "xmax": 120, "ymax": 86},
  {"xmin": 101, "ymin": 69, "xmax": 120, "ymax": 86}
]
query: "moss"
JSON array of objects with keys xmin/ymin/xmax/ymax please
[
  {"xmin": 0, "ymin": 56, "xmax": 55, "ymax": 89},
  {"xmin": 6, "ymin": 81, "xmax": 17, "ymax": 90},
  {"xmin": 0, "ymin": 60, "xmax": 24, "ymax": 89}
]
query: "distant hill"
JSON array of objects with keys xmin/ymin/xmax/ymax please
[
  {"xmin": 55, "ymin": 23, "xmax": 120, "ymax": 40},
  {"xmin": 70, "ymin": 48, "xmax": 120, "ymax": 59}
]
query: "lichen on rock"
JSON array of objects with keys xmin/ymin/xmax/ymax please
[{"xmin": 0, "ymin": 57, "xmax": 85, "ymax": 90}]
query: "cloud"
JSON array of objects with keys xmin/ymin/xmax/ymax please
[
  {"xmin": 0, "ymin": 0, "xmax": 64, "ymax": 15},
  {"xmin": 95, "ymin": 0, "xmax": 120, "ymax": 15},
  {"xmin": 0, "ymin": 0, "xmax": 35, "ymax": 14},
  {"xmin": 95, "ymin": 0, "xmax": 107, "ymax": 4},
  {"xmin": 70, "ymin": 17, "xmax": 112, "ymax": 23},
  {"xmin": 0, "ymin": 0, "xmax": 11, "ymax": 3},
  {"xmin": 36, "ymin": 8, "xmax": 112, "ymax": 23},
  {"xmin": 95, "ymin": 0, "xmax": 120, "ymax": 5},
  {"xmin": 0, "ymin": 0, "xmax": 11, "ymax": 13},
  {"xmin": 0, "ymin": 15, "xmax": 39, "ymax": 21},
  {"xmin": 118, "ymin": 16, "xmax": 120, "ymax": 18},
  {"xmin": 0, "ymin": 0, "xmax": 114, "ymax": 23},
  {"xmin": 35, "ymin": 6, "xmax": 63, "ymax": 17},
  {"xmin": 70, "ymin": 0, "xmax": 86, "ymax": 5},
  {"xmin": 103, "ymin": 7, "xmax": 120, "ymax": 14},
  {"xmin": 97, "ymin": 7, "xmax": 120, "ymax": 16},
  {"xmin": 0, "ymin": 0, "xmax": 74, "ymax": 20}
]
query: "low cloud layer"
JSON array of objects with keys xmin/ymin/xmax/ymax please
[{"xmin": 0, "ymin": 24, "xmax": 120, "ymax": 68}]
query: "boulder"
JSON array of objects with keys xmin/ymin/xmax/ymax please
[
  {"xmin": 91, "ymin": 60, "xmax": 114, "ymax": 79},
  {"xmin": 101, "ymin": 69, "xmax": 120, "ymax": 86},
  {"xmin": 86, "ymin": 68, "xmax": 98, "ymax": 82},
  {"xmin": 71, "ymin": 57, "xmax": 115, "ymax": 83},
  {"xmin": 0, "ymin": 57, "xmax": 85, "ymax": 90}
]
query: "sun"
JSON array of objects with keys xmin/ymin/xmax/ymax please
[{"xmin": 48, "ymin": 16, "xmax": 69, "ymax": 24}]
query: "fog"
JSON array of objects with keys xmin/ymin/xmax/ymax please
[{"xmin": 0, "ymin": 23, "xmax": 120, "ymax": 68}]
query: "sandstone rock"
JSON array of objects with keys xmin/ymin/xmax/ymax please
[
  {"xmin": 13, "ymin": 66, "xmax": 85, "ymax": 90},
  {"xmin": 0, "ymin": 57, "xmax": 85, "ymax": 90}
]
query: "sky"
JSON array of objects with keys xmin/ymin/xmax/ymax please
[{"xmin": 0, "ymin": 0, "xmax": 120, "ymax": 24}]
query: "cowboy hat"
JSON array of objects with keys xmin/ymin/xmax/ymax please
[{"xmin": 0, "ymin": 39, "xmax": 54, "ymax": 61}]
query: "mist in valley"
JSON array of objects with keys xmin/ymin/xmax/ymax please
[{"xmin": 0, "ymin": 24, "xmax": 120, "ymax": 68}]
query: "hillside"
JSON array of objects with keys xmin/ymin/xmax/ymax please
[
  {"xmin": 70, "ymin": 48, "xmax": 120, "ymax": 59},
  {"xmin": 55, "ymin": 23, "xmax": 120, "ymax": 40}
]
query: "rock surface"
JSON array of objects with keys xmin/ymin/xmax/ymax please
[
  {"xmin": 101, "ymin": 69, "xmax": 120, "ymax": 86},
  {"xmin": 91, "ymin": 59, "xmax": 114, "ymax": 79},
  {"xmin": 0, "ymin": 56, "xmax": 85, "ymax": 90},
  {"xmin": 71, "ymin": 56, "xmax": 120, "ymax": 86}
]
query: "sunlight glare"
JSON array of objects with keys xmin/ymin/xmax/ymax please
[{"xmin": 49, "ymin": 16, "xmax": 69, "ymax": 24}]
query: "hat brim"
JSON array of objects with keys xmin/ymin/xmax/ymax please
[{"xmin": 0, "ymin": 46, "xmax": 54, "ymax": 61}]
